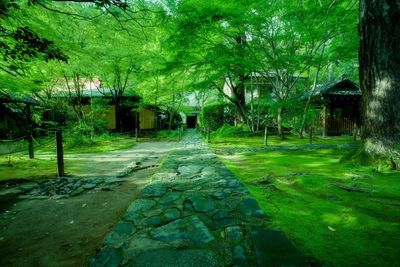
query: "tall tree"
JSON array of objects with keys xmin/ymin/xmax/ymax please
[{"xmin": 359, "ymin": 0, "xmax": 400, "ymax": 157}]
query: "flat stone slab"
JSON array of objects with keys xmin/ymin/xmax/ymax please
[
  {"xmin": 104, "ymin": 222, "xmax": 136, "ymax": 249},
  {"xmin": 178, "ymin": 165, "xmax": 203, "ymax": 176},
  {"xmin": 151, "ymin": 215, "xmax": 215, "ymax": 244},
  {"xmin": 237, "ymin": 198, "xmax": 266, "ymax": 218},
  {"xmin": 141, "ymin": 183, "xmax": 167, "ymax": 198},
  {"xmin": 190, "ymin": 195, "xmax": 215, "ymax": 213},
  {"xmin": 126, "ymin": 199, "xmax": 156, "ymax": 213},
  {"xmin": 132, "ymin": 248, "xmax": 224, "ymax": 267},
  {"xmin": 159, "ymin": 192, "xmax": 182, "ymax": 205}
]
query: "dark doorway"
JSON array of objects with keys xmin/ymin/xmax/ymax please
[
  {"xmin": 187, "ymin": 115, "xmax": 197, "ymax": 128},
  {"xmin": 120, "ymin": 107, "xmax": 137, "ymax": 132}
]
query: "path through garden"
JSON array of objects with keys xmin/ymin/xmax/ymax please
[{"xmin": 90, "ymin": 130, "xmax": 309, "ymax": 267}]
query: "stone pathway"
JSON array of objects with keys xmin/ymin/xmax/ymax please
[{"xmin": 90, "ymin": 130, "xmax": 309, "ymax": 267}]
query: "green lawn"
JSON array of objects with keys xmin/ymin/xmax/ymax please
[
  {"xmin": 0, "ymin": 134, "xmax": 136, "ymax": 182},
  {"xmin": 211, "ymin": 134, "xmax": 359, "ymax": 149},
  {"xmin": 35, "ymin": 133, "xmax": 136, "ymax": 154},
  {"xmin": 0, "ymin": 155, "xmax": 57, "ymax": 182},
  {"xmin": 214, "ymin": 145, "xmax": 400, "ymax": 267}
]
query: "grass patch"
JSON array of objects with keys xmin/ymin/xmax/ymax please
[
  {"xmin": 33, "ymin": 133, "xmax": 136, "ymax": 154},
  {"xmin": 156, "ymin": 129, "xmax": 180, "ymax": 140},
  {"xmin": 0, "ymin": 155, "xmax": 56, "ymax": 181},
  {"xmin": 216, "ymin": 148, "xmax": 400, "ymax": 267},
  {"xmin": 211, "ymin": 135, "xmax": 359, "ymax": 149},
  {"xmin": 0, "ymin": 133, "xmax": 136, "ymax": 182}
]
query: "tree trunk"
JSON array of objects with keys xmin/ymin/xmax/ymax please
[
  {"xmin": 168, "ymin": 93, "xmax": 175, "ymax": 132},
  {"xmin": 234, "ymin": 79, "xmax": 247, "ymax": 125},
  {"xmin": 359, "ymin": 0, "xmax": 400, "ymax": 156},
  {"xmin": 277, "ymin": 107, "xmax": 284, "ymax": 139}
]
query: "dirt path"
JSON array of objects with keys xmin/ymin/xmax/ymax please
[
  {"xmin": 36, "ymin": 141, "xmax": 176, "ymax": 177},
  {"xmin": 0, "ymin": 141, "xmax": 176, "ymax": 267}
]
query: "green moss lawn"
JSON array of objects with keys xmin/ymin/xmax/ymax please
[
  {"xmin": 213, "ymin": 139, "xmax": 400, "ymax": 267},
  {"xmin": 0, "ymin": 133, "xmax": 136, "ymax": 182},
  {"xmin": 211, "ymin": 134, "xmax": 359, "ymax": 149}
]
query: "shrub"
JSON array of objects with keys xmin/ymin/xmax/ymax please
[
  {"xmin": 156, "ymin": 129, "xmax": 179, "ymax": 138},
  {"xmin": 199, "ymin": 103, "xmax": 235, "ymax": 131},
  {"xmin": 212, "ymin": 124, "xmax": 251, "ymax": 138}
]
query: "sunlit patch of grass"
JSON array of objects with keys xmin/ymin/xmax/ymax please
[
  {"xmin": 211, "ymin": 135, "xmax": 359, "ymax": 149},
  {"xmin": 217, "ymin": 148, "xmax": 400, "ymax": 267},
  {"xmin": 0, "ymin": 155, "xmax": 56, "ymax": 181},
  {"xmin": 0, "ymin": 134, "xmax": 137, "ymax": 182},
  {"xmin": 35, "ymin": 133, "xmax": 136, "ymax": 154}
]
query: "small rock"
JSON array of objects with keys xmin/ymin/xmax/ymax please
[
  {"xmin": 226, "ymin": 179, "xmax": 243, "ymax": 188},
  {"xmin": 70, "ymin": 188, "xmax": 85, "ymax": 196},
  {"xmin": 83, "ymin": 183, "xmax": 97, "ymax": 190}
]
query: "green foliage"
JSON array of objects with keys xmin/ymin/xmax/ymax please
[
  {"xmin": 86, "ymin": 99, "xmax": 110, "ymax": 133},
  {"xmin": 210, "ymin": 135, "xmax": 359, "ymax": 149},
  {"xmin": 212, "ymin": 124, "xmax": 251, "ymax": 138},
  {"xmin": 199, "ymin": 103, "xmax": 235, "ymax": 131},
  {"xmin": 156, "ymin": 129, "xmax": 179, "ymax": 139}
]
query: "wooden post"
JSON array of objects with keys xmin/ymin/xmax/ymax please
[
  {"xmin": 264, "ymin": 126, "xmax": 268, "ymax": 146},
  {"xmin": 28, "ymin": 135, "xmax": 34, "ymax": 159},
  {"xmin": 309, "ymin": 125, "xmax": 313, "ymax": 145},
  {"xmin": 56, "ymin": 129, "xmax": 64, "ymax": 177},
  {"xmin": 322, "ymin": 105, "xmax": 328, "ymax": 137},
  {"xmin": 353, "ymin": 123, "xmax": 358, "ymax": 141},
  {"xmin": 135, "ymin": 111, "xmax": 139, "ymax": 142}
]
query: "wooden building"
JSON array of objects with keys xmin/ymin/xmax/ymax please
[
  {"xmin": 55, "ymin": 89, "xmax": 159, "ymax": 132},
  {"xmin": 313, "ymin": 78, "xmax": 361, "ymax": 136}
]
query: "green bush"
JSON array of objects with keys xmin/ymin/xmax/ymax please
[
  {"xmin": 212, "ymin": 124, "xmax": 251, "ymax": 138},
  {"xmin": 66, "ymin": 133, "xmax": 92, "ymax": 147},
  {"xmin": 156, "ymin": 129, "xmax": 179, "ymax": 138},
  {"xmin": 199, "ymin": 103, "xmax": 235, "ymax": 131}
]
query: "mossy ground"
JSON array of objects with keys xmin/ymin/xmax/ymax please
[
  {"xmin": 211, "ymin": 134, "xmax": 359, "ymax": 149},
  {"xmin": 0, "ymin": 134, "xmax": 136, "ymax": 181},
  {"xmin": 212, "ymin": 137, "xmax": 400, "ymax": 267}
]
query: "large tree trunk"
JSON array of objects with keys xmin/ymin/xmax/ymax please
[
  {"xmin": 359, "ymin": 0, "xmax": 400, "ymax": 156},
  {"xmin": 277, "ymin": 106, "xmax": 284, "ymax": 139}
]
